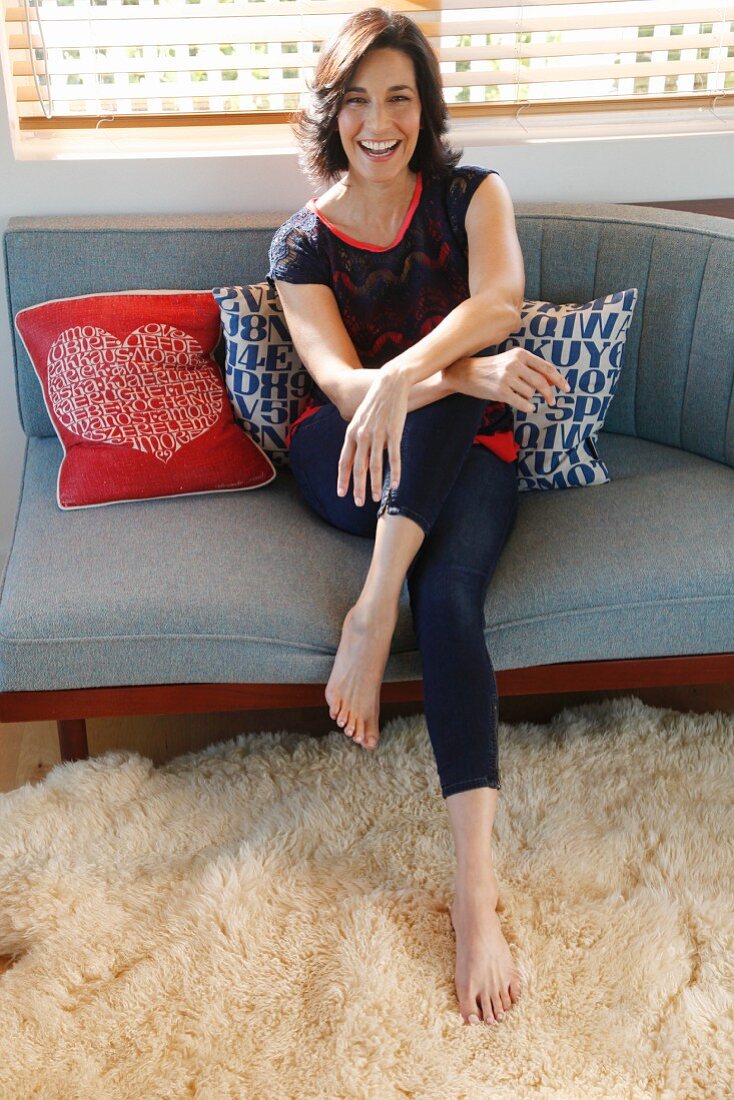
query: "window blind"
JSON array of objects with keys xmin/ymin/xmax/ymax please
[{"xmin": 6, "ymin": 0, "xmax": 733, "ymax": 131}]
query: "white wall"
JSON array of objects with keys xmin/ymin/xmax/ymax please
[{"xmin": 1, "ymin": 104, "xmax": 733, "ymax": 564}]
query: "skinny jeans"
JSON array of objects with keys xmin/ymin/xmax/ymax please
[{"xmin": 288, "ymin": 390, "xmax": 519, "ymax": 799}]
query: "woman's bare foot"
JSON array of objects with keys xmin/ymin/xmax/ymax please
[
  {"xmin": 325, "ymin": 598, "xmax": 398, "ymax": 750},
  {"xmin": 450, "ymin": 866, "xmax": 523, "ymax": 1025}
]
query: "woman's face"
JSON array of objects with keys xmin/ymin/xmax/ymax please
[{"xmin": 336, "ymin": 48, "xmax": 422, "ymax": 182}]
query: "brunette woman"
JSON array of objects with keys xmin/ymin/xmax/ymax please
[{"xmin": 268, "ymin": 7, "xmax": 567, "ymax": 1027}]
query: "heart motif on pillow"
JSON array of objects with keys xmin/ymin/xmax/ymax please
[{"xmin": 47, "ymin": 324, "xmax": 223, "ymax": 464}]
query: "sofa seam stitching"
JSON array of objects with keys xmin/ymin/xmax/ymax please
[
  {"xmin": 1, "ymin": 591, "xmax": 733, "ymax": 646},
  {"xmin": 680, "ymin": 236, "xmax": 715, "ymax": 453}
]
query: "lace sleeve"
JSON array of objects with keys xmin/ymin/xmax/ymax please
[{"xmin": 267, "ymin": 217, "xmax": 331, "ymax": 287}]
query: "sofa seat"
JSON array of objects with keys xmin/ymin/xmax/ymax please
[{"xmin": 0, "ymin": 431, "xmax": 732, "ymax": 693}]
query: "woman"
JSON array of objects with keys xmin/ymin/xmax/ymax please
[{"xmin": 267, "ymin": 8, "xmax": 568, "ymax": 1027}]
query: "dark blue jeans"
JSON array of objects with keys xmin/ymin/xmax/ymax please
[{"xmin": 288, "ymin": 391, "xmax": 519, "ymax": 799}]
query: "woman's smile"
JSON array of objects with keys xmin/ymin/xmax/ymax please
[{"xmin": 358, "ymin": 139, "xmax": 402, "ymax": 161}]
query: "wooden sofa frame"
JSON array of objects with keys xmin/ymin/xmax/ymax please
[{"xmin": 1, "ymin": 652, "xmax": 732, "ymax": 763}]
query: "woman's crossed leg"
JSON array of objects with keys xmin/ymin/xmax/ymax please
[
  {"xmin": 286, "ymin": 393, "xmax": 517, "ymax": 765},
  {"xmin": 289, "ymin": 393, "xmax": 523, "ymax": 1026},
  {"xmin": 288, "ymin": 391, "xmax": 493, "ymax": 749}
]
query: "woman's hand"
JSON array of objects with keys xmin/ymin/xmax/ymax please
[
  {"xmin": 447, "ymin": 349, "xmax": 571, "ymax": 412},
  {"xmin": 337, "ymin": 366, "xmax": 411, "ymax": 506}
]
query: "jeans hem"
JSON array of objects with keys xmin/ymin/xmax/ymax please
[
  {"xmin": 442, "ymin": 776, "xmax": 501, "ymax": 799},
  {"xmin": 376, "ymin": 499, "xmax": 432, "ymax": 537}
]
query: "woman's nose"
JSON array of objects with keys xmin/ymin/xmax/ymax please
[{"xmin": 366, "ymin": 101, "xmax": 392, "ymax": 131}]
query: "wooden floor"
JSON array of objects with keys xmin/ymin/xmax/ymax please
[{"xmin": 2, "ymin": 682, "xmax": 732, "ymax": 794}]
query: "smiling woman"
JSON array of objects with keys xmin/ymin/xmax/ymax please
[{"xmin": 266, "ymin": 6, "xmax": 531, "ymax": 1029}]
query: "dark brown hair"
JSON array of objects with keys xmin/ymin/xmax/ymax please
[{"xmin": 291, "ymin": 7, "xmax": 462, "ymax": 188}]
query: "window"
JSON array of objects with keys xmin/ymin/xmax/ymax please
[{"xmin": 4, "ymin": 1, "xmax": 733, "ymax": 156}]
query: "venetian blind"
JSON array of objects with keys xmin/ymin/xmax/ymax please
[{"xmin": 6, "ymin": 0, "xmax": 734, "ymax": 131}]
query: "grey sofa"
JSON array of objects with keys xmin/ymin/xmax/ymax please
[{"xmin": 1, "ymin": 203, "xmax": 733, "ymax": 763}]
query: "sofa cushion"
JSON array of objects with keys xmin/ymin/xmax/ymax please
[
  {"xmin": 6, "ymin": 208, "xmax": 733, "ymax": 473},
  {"xmin": 211, "ymin": 283, "xmax": 312, "ymax": 470},
  {"xmin": 13, "ymin": 291, "xmax": 275, "ymax": 508},
  {"xmin": 488, "ymin": 289, "xmax": 639, "ymax": 492},
  {"xmin": 0, "ymin": 432, "xmax": 732, "ymax": 693}
]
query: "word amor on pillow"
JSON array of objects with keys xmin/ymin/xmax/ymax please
[{"xmin": 215, "ymin": 283, "xmax": 312, "ymax": 466}]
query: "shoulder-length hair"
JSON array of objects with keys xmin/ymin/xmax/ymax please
[{"xmin": 292, "ymin": 7, "xmax": 462, "ymax": 189}]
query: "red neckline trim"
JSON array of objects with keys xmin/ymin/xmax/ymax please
[{"xmin": 307, "ymin": 172, "xmax": 423, "ymax": 252}]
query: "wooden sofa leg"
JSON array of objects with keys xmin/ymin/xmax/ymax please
[{"xmin": 57, "ymin": 719, "xmax": 89, "ymax": 762}]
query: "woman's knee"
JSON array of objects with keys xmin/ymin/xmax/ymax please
[
  {"xmin": 290, "ymin": 452, "xmax": 378, "ymax": 538},
  {"xmin": 409, "ymin": 561, "xmax": 487, "ymax": 634}
]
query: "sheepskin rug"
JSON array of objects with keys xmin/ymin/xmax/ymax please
[{"xmin": 0, "ymin": 695, "xmax": 732, "ymax": 1099}]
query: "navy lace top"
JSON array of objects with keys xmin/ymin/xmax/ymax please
[{"xmin": 267, "ymin": 164, "xmax": 519, "ymax": 462}]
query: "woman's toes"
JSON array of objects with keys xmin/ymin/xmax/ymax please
[
  {"xmin": 362, "ymin": 701, "xmax": 380, "ymax": 749},
  {"xmin": 509, "ymin": 975, "xmax": 522, "ymax": 1003},
  {"xmin": 336, "ymin": 702, "xmax": 349, "ymax": 728},
  {"xmin": 327, "ymin": 693, "xmax": 340, "ymax": 722},
  {"xmin": 458, "ymin": 996, "xmax": 480, "ymax": 1025}
]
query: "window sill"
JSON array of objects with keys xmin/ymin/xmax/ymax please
[{"xmin": 11, "ymin": 104, "xmax": 734, "ymax": 161}]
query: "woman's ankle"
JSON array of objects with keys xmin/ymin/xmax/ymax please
[
  {"xmin": 454, "ymin": 862, "xmax": 500, "ymax": 908},
  {"xmin": 351, "ymin": 592, "xmax": 400, "ymax": 627}
]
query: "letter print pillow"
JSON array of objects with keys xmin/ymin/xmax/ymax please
[
  {"xmin": 212, "ymin": 283, "xmax": 313, "ymax": 468},
  {"xmin": 14, "ymin": 290, "xmax": 276, "ymax": 509},
  {"xmin": 489, "ymin": 288, "xmax": 638, "ymax": 491}
]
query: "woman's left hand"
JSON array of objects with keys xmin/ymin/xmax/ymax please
[{"xmin": 337, "ymin": 366, "xmax": 411, "ymax": 507}]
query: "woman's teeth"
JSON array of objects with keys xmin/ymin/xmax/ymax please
[{"xmin": 359, "ymin": 141, "xmax": 399, "ymax": 159}]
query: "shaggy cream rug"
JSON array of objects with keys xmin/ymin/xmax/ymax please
[{"xmin": 0, "ymin": 695, "xmax": 732, "ymax": 1099}]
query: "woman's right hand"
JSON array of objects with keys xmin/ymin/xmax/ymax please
[{"xmin": 447, "ymin": 349, "xmax": 571, "ymax": 412}]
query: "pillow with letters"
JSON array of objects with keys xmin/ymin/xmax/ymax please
[
  {"xmin": 484, "ymin": 288, "xmax": 638, "ymax": 491},
  {"xmin": 212, "ymin": 283, "xmax": 313, "ymax": 468},
  {"xmin": 14, "ymin": 290, "xmax": 276, "ymax": 509}
]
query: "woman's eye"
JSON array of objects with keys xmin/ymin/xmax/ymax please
[{"xmin": 345, "ymin": 96, "xmax": 409, "ymax": 104}]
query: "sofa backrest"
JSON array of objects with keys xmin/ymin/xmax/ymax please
[{"xmin": 4, "ymin": 203, "xmax": 734, "ymax": 469}]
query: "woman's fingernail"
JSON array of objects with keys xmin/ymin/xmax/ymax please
[{"xmin": 337, "ymin": 487, "xmax": 345, "ymax": 496}]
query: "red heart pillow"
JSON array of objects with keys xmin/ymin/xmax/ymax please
[{"xmin": 14, "ymin": 291, "xmax": 276, "ymax": 509}]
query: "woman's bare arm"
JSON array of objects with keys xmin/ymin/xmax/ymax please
[
  {"xmin": 275, "ymin": 172, "xmax": 524, "ymax": 416},
  {"xmin": 380, "ymin": 174, "xmax": 525, "ymax": 388},
  {"xmin": 336, "ymin": 365, "xmax": 460, "ymax": 421},
  {"xmin": 274, "ymin": 277, "xmax": 463, "ymax": 419}
]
